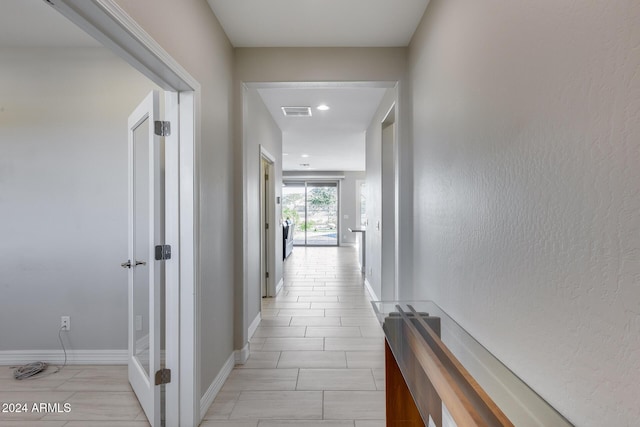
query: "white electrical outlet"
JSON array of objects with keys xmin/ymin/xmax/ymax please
[{"xmin": 61, "ymin": 316, "xmax": 70, "ymax": 331}]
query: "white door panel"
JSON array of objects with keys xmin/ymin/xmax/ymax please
[{"xmin": 127, "ymin": 91, "xmax": 162, "ymax": 426}]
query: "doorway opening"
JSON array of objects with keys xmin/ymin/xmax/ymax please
[
  {"xmin": 47, "ymin": 2, "xmax": 200, "ymax": 426},
  {"xmin": 241, "ymin": 80, "xmax": 399, "ymax": 392},
  {"xmin": 260, "ymin": 147, "xmax": 277, "ymax": 297}
]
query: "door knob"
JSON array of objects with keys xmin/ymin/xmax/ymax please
[{"xmin": 121, "ymin": 260, "xmax": 132, "ymax": 269}]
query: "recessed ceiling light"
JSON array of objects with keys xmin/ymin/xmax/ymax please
[
  {"xmin": 317, "ymin": 104, "xmax": 330, "ymax": 111},
  {"xmin": 301, "ymin": 154, "xmax": 309, "ymax": 158}
]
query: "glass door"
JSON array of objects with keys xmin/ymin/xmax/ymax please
[
  {"xmin": 126, "ymin": 91, "xmax": 163, "ymax": 426},
  {"xmin": 282, "ymin": 180, "xmax": 339, "ymax": 246},
  {"xmin": 306, "ymin": 182, "xmax": 338, "ymax": 245}
]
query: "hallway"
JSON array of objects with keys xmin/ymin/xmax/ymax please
[{"xmin": 202, "ymin": 246, "xmax": 385, "ymax": 427}]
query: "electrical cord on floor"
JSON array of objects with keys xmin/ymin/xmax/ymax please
[{"xmin": 11, "ymin": 325, "xmax": 68, "ymax": 380}]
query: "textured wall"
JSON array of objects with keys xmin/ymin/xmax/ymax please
[{"xmin": 409, "ymin": 0, "xmax": 640, "ymax": 425}]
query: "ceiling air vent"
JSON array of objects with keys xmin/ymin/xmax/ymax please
[{"xmin": 281, "ymin": 106, "xmax": 312, "ymax": 117}]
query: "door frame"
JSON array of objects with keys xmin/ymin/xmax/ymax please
[
  {"xmin": 240, "ymin": 82, "xmax": 399, "ymax": 359},
  {"xmin": 49, "ymin": 1, "xmax": 200, "ymax": 425},
  {"xmin": 381, "ymin": 103, "xmax": 398, "ymax": 301},
  {"xmin": 259, "ymin": 146, "xmax": 276, "ymax": 298}
]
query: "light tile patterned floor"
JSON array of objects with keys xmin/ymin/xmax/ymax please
[
  {"xmin": 202, "ymin": 246, "xmax": 386, "ymax": 427},
  {"xmin": 0, "ymin": 365, "xmax": 150, "ymax": 426}
]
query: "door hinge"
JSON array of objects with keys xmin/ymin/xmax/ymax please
[
  {"xmin": 266, "ymin": 223, "xmax": 269, "ymax": 230},
  {"xmin": 155, "ymin": 368, "xmax": 171, "ymax": 385},
  {"xmin": 154, "ymin": 120, "xmax": 171, "ymax": 137},
  {"xmin": 266, "ymin": 272, "xmax": 269, "ymax": 279},
  {"xmin": 155, "ymin": 244, "xmax": 172, "ymax": 260}
]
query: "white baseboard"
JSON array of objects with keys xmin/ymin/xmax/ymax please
[
  {"xmin": 248, "ymin": 312, "xmax": 261, "ymax": 340},
  {"xmin": 200, "ymin": 352, "xmax": 234, "ymax": 420},
  {"xmin": 275, "ymin": 278, "xmax": 284, "ymax": 296},
  {"xmin": 235, "ymin": 312, "xmax": 262, "ymax": 366},
  {"xmin": 0, "ymin": 350, "xmax": 128, "ymax": 366},
  {"xmin": 234, "ymin": 343, "xmax": 250, "ymax": 365},
  {"xmin": 364, "ymin": 278, "xmax": 379, "ymax": 302}
]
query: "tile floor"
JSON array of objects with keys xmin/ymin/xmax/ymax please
[
  {"xmin": 202, "ymin": 246, "xmax": 386, "ymax": 427},
  {"xmin": 0, "ymin": 364, "xmax": 149, "ymax": 426},
  {"xmin": 0, "ymin": 246, "xmax": 385, "ymax": 427}
]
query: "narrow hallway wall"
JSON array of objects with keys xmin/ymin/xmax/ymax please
[{"xmin": 408, "ymin": 1, "xmax": 640, "ymax": 425}]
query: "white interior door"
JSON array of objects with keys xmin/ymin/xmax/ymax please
[{"xmin": 127, "ymin": 91, "xmax": 162, "ymax": 426}]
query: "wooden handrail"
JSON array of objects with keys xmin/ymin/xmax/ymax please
[{"xmin": 387, "ymin": 305, "xmax": 514, "ymax": 427}]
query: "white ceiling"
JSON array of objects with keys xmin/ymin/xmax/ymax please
[
  {"xmin": 0, "ymin": 0, "xmax": 101, "ymax": 48},
  {"xmin": 207, "ymin": 0, "xmax": 429, "ymax": 47},
  {"xmin": 257, "ymin": 86, "xmax": 388, "ymax": 171}
]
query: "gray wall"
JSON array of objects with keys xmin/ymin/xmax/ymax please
[
  {"xmin": 408, "ymin": 1, "xmax": 640, "ymax": 425},
  {"xmin": 113, "ymin": 0, "xmax": 235, "ymax": 397},
  {"xmin": 0, "ymin": 47, "xmax": 158, "ymax": 350},
  {"xmin": 235, "ymin": 48, "xmax": 407, "ymax": 83}
]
